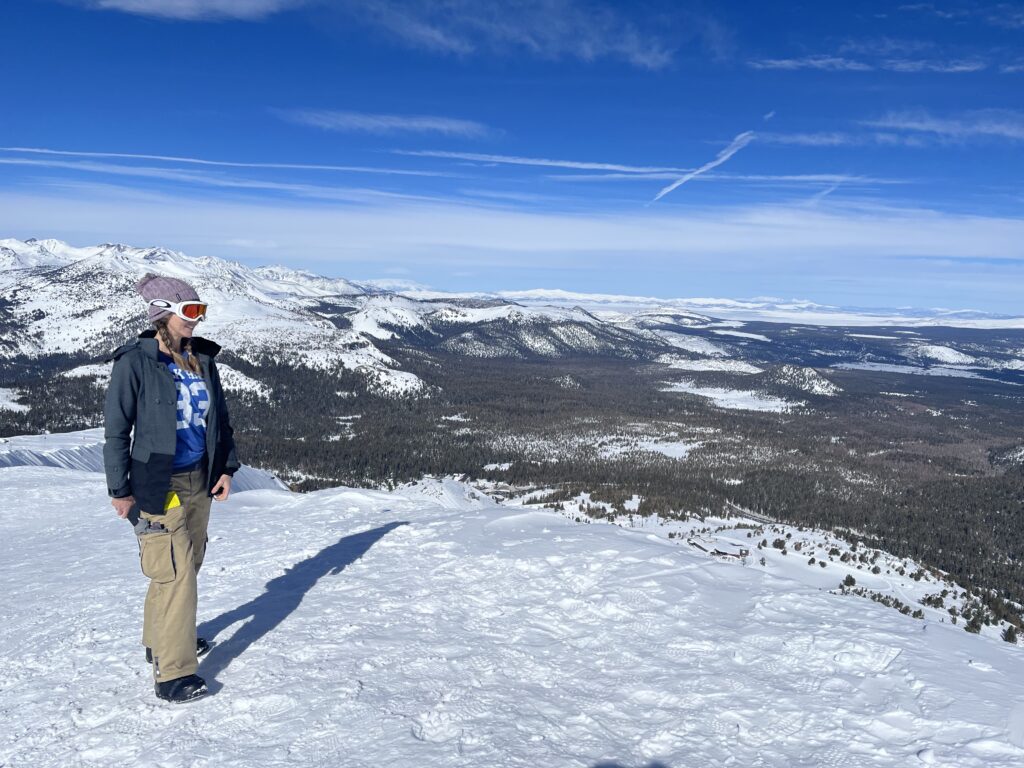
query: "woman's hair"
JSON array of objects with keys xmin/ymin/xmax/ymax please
[{"xmin": 154, "ymin": 319, "xmax": 204, "ymax": 375}]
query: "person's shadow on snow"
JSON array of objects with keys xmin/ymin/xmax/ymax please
[{"xmin": 198, "ymin": 520, "xmax": 408, "ymax": 688}]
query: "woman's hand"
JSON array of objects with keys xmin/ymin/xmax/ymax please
[
  {"xmin": 111, "ymin": 495, "xmax": 136, "ymax": 519},
  {"xmin": 212, "ymin": 474, "xmax": 232, "ymax": 501}
]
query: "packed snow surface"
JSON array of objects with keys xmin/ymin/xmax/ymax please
[{"xmin": 2, "ymin": 436, "xmax": 1024, "ymax": 766}]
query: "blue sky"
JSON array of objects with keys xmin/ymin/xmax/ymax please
[{"xmin": 1, "ymin": 1, "xmax": 1022, "ymax": 311}]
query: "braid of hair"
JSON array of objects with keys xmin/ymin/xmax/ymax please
[
  {"xmin": 180, "ymin": 335, "xmax": 203, "ymax": 375},
  {"xmin": 155, "ymin": 320, "xmax": 203, "ymax": 375}
]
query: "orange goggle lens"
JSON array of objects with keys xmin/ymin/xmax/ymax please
[{"xmin": 180, "ymin": 302, "xmax": 208, "ymax": 320}]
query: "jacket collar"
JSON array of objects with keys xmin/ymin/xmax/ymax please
[
  {"xmin": 109, "ymin": 330, "xmax": 222, "ymax": 361},
  {"xmin": 138, "ymin": 329, "xmax": 222, "ymax": 358}
]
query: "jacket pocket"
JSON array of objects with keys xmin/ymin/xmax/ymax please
[{"xmin": 138, "ymin": 531, "xmax": 176, "ymax": 584}]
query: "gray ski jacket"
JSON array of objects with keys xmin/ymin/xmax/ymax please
[{"xmin": 103, "ymin": 330, "xmax": 240, "ymax": 516}]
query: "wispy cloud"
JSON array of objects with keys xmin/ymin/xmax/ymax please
[
  {"xmin": 763, "ymin": 111, "xmax": 1024, "ymax": 147},
  {"xmin": 79, "ymin": 0, "xmax": 727, "ymax": 68},
  {"xmin": 749, "ymin": 54, "xmax": 987, "ymax": 73},
  {"xmin": 760, "ymin": 132, "xmax": 861, "ymax": 147},
  {"xmin": 277, "ymin": 109, "xmax": 492, "ymax": 138},
  {"xmin": 3, "ymin": 183, "xmax": 1022, "ymax": 271},
  {"xmin": 551, "ymin": 171, "xmax": 904, "ymax": 186},
  {"xmin": 899, "ymin": 3, "xmax": 1024, "ymax": 30},
  {"xmin": 989, "ymin": 4, "xmax": 1024, "ymax": 28},
  {"xmin": 760, "ymin": 131, "xmax": 928, "ymax": 147},
  {"xmin": 0, "ymin": 157, "xmax": 447, "ymax": 204},
  {"xmin": 340, "ymin": 0, "xmax": 679, "ymax": 69},
  {"xmin": 0, "ymin": 146, "xmax": 451, "ymax": 177},
  {"xmin": 883, "ymin": 58, "xmax": 987, "ymax": 72},
  {"xmin": 898, "ymin": 3, "xmax": 964, "ymax": 20},
  {"xmin": 393, "ymin": 149, "xmax": 691, "ymax": 174},
  {"xmin": 837, "ymin": 37, "xmax": 936, "ymax": 57},
  {"xmin": 864, "ymin": 110, "xmax": 1024, "ymax": 141},
  {"xmin": 749, "ymin": 56, "xmax": 873, "ymax": 72},
  {"xmin": 652, "ymin": 132, "xmax": 755, "ymax": 202},
  {"xmin": 77, "ymin": 0, "xmax": 306, "ymax": 21}
]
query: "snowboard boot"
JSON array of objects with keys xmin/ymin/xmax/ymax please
[
  {"xmin": 146, "ymin": 637, "xmax": 212, "ymax": 664},
  {"xmin": 155, "ymin": 674, "xmax": 208, "ymax": 703}
]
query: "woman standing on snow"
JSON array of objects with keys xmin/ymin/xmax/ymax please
[{"xmin": 103, "ymin": 273, "xmax": 239, "ymax": 703}]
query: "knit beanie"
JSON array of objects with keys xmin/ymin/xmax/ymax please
[{"xmin": 135, "ymin": 273, "xmax": 201, "ymax": 322}]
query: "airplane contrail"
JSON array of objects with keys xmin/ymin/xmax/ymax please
[{"xmin": 652, "ymin": 131, "xmax": 756, "ymax": 202}]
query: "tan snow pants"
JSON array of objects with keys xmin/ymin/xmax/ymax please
[{"xmin": 137, "ymin": 465, "xmax": 212, "ymax": 682}]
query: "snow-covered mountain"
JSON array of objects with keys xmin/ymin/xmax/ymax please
[
  {"xmin": 3, "ymin": 238, "xmax": 1023, "ymax": 406},
  {"xmin": 2, "ymin": 429, "xmax": 1023, "ymax": 767},
  {"xmin": 0, "ymin": 238, "xmax": 664, "ymax": 397},
  {"xmin": 484, "ymin": 288, "xmax": 1024, "ymax": 329}
]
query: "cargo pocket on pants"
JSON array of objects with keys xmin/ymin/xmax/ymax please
[{"xmin": 138, "ymin": 531, "xmax": 177, "ymax": 584}]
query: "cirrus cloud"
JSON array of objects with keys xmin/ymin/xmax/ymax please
[
  {"xmin": 77, "ymin": 0, "xmax": 307, "ymax": 20},
  {"xmin": 276, "ymin": 109, "xmax": 493, "ymax": 138}
]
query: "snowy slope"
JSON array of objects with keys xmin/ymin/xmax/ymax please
[
  {"xmin": 0, "ymin": 239, "xmax": 431, "ymax": 396},
  {"xmin": 0, "ymin": 238, "xmax": 653, "ymax": 392},
  {"xmin": 0, "ymin": 428, "xmax": 287, "ymax": 492},
  {"xmin": 2, "ymin": 433, "xmax": 1024, "ymax": 767}
]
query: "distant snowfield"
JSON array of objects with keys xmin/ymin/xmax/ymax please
[
  {"xmin": 60, "ymin": 362, "xmax": 112, "ymax": 379},
  {"xmin": 830, "ymin": 362, "xmax": 996, "ymax": 380},
  {"xmin": 652, "ymin": 331, "xmax": 729, "ymax": 357},
  {"xmin": 2, "ymin": 432, "xmax": 1024, "ymax": 767},
  {"xmin": 499, "ymin": 290, "xmax": 1024, "ymax": 329},
  {"xmin": 598, "ymin": 437, "xmax": 703, "ymax": 460},
  {"xmin": 911, "ymin": 344, "xmax": 977, "ymax": 365},
  {"xmin": 657, "ymin": 353, "xmax": 763, "ymax": 374},
  {"xmin": 0, "ymin": 387, "xmax": 28, "ymax": 412},
  {"xmin": 711, "ymin": 329, "xmax": 772, "ymax": 342},
  {"xmin": 662, "ymin": 380, "xmax": 802, "ymax": 412},
  {"xmin": 217, "ymin": 364, "xmax": 272, "ymax": 400}
]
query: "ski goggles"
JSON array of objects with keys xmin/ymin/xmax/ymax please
[{"xmin": 148, "ymin": 299, "xmax": 208, "ymax": 321}]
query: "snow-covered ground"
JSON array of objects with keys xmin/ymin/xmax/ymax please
[
  {"xmin": 652, "ymin": 331, "xmax": 729, "ymax": 357},
  {"xmin": 662, "ymin": 380, "xmax": 803, "ymax": 412},
  {"xmin": 911, "ymin": 345, "xmax": 977, "ymax": 365},
  {"xmin": 3, "ymin": 431, "xmax": 1024, "ymax": 767},
  {"xmin": 0, "ymin": 387, "xmax": 29, "ymax": 412},
  {"xmin": 711, "ymin": 329, "xmax": 772, "ymax": 342},
  {"xmin": 0, "ymin": 429, "xmax": 286, "ymax": 492},
  {"xmin": 657, "ymin": 353, "xmax": 763, "ymax": 374},
  {"xmin": 216, "ymin": 364, "xmax": 272, "ymax": 400},
  {"xmin": 830, "ymin": 362, "xmax": 999, "ymax": 381},
  {"xmin": 598, "ymin": 436, "xmax": 703, "ymax": 460}
]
